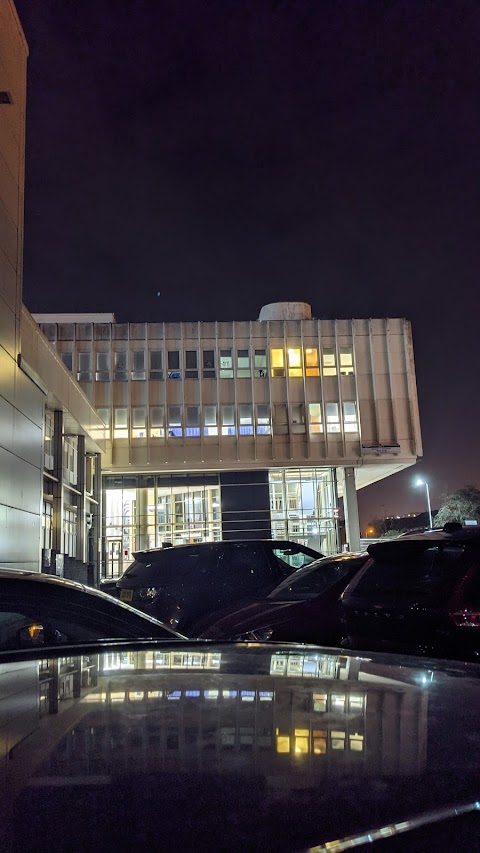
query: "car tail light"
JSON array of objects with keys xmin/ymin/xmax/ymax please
[{"xmin": 450, "ymin": 610, "xmax": 480, "ymax": 628}]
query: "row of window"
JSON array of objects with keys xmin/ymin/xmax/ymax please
[
  {"xmin": 62, "ymin": 345, "xmax": 354, "ymax": 381},
  {"xmin": 97, "ymin": 401, "xmax": 359, "ymax": 439}
]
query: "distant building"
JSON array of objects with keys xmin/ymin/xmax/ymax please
[{"xmin": 34, "ymin": 302, "xmax": 423, "ymax": 578}]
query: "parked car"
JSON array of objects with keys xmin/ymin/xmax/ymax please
[
  {"xmin": 341, "ymin": 526, "xmax": 480, "ymax": 661},
  {"xmin": 192, "ymin": 553, "xmax": 368, "ymax": 643},
  {"xmin": 0, "ymin": 570, "xmax": 184, "ymax": 651},
  {"xmin": 115, "ymin": 540, "xmax": 323, "ymax": 632},
  {"xmin": 1, "ymin": 639, "xmax": 480, "ymax": 851}
]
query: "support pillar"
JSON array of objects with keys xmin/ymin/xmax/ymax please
[
  {"xmin": 76, "ymin": 435, "xmax": 87, "ymax": 565},
  {"xmin": 51, "ymin": 410, "xmax": 64, "ymax": 575},
  {"xmin": 342, "ymin": 466, "xmax": 361, "ymax": 552}
]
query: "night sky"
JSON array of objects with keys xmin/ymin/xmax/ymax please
[{"xmin": 15, "ymin": 0, "xmax": 480, "ymax": 527}]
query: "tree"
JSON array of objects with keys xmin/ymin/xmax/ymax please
[{"xmin": 433, "ymin": 486, "xmax": 480, "ymax": 528}]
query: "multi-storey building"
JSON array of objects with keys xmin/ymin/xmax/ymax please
[
  {"xmin": 0, "ymin": 0, "xmax": 105, "ymax": 578},
  {"xmin": 34, "ymin": 302, "xmax": 422, "ymax": 577}
]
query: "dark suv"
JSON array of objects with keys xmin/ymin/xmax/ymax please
[
  {"xmin": 341, "ymin": 526, "xmax": 480, "ymax": 661},
  {"xmin": 115, "ymin": 540, "xmax": 323, "ymax": 633}
]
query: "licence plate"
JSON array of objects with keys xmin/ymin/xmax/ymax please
[{"xmin": 120, "ymin": 589, "xmax": 134, "ymax": 603}]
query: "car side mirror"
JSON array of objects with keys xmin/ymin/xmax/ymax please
[{"xmin": 17, "ymin": 623, "xmax": 45, "ymax": 647}]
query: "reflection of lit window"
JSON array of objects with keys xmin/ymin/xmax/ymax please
[
  {"xmin": 271, "ymin": 656, "xmax": 287, "ymax": 674},
  {"xmin": 270, "ymin": 348, "xmax": 285, "ymax": 377},
  {"xmin": 221, "ymin": 728, "xmax": 235, "ymax": 747},
  {"xmin": 343, "ymin": 401, "xmax": 358, "ymax": 433},
  {"xmin": 340, "ymin": 347, "xmax": 354, "ymax": 375},
  {"xmin": 204, "ymin": 690, "xmax": 219, "ymax": 700},
  {"xmin": 287, "ymin": 657, "xmax": 303, "ymax": 675},
  {"xmin": 223, "ymin": 690, "xmax": 238, "ymax": 699},
  {"xmin": 147, "ymin": 691, "xmax": 163, "ymax": 699},
  {"xmin": 326, "ymin": 402, "xmax": 341, "ymax": 433},
  {"xmin": 167, "ymin": 691, "xmax": 181, "ymax": 700},
  {"xmin": 331, "ymin": 730, "xmax": 346, "ymax": 749},
  {"xmin": 259, "ymin": 691, "xmax": 273, "ymax": 701},
  {"xmin": 295, "ymin": 736, "xmax": 309, "ymax": 754},
  {"xmin": 349, "ymin": 733, "xmax": 364, "ymax": 751},
  {"xmin": 313, "ymin": 692, "xmax": 327, "ymax": 712},
  {"xmin": 287, "ymin": 347, "xmax": 302, "ymax": 377},
  {"xmin": 276, "ymin": 735, "xmax": 290, "ymax": 753},
  {"xmin": 305, "ymin": 347, "xmax": 320, "ymax": 376},
  {"xmin": 313, "ymin": 730, "xmax": 327, "ymax": 754},
  {"xmin": 241, "ymin": 690, "xmax": 255, "ymax": 702},
  {"xmin": 110, "ymin": 692, "xmax": 125, "ymax": 703},
  {"xmin": 322, "ymin": 347, "xmax": 337, "ymax": 376},
  {"xmin": 172, "ymin": 654, "xmax": 183, "ymax": 666},
  {"xmin": 185, "ymin": 690, "xmax": 200, "ymax": 698},
  {"xmin": 308, "ymin": 403, "xmax": 323, "ymax": 434},
  {"xmin": 349, "ymin": 694, "xmax": 364, "ymax": 711},
  {"xmin": 240, "ymin": 727, "xmax": 254, "ymax": 745},
  {"xmin": 331, "ymin": 694, "xmax": 346, "ymax": 711},
  {"xmin": 129, "ymin": 691, "xmax": 144, "ymax": 701}
]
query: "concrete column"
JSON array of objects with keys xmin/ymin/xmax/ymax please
[
  {"xmin": 51, "ymin": 410, "xmax": 64, "ymax": 570},
  {"xmin": 135, "ymin": 487, "xmax": 150, "ymax": 550},
  {"xmin": 342, "ymin": 466, "xmax": 361, "ymax": 552},
  {"xmin": 92, "ymin": 453, "xmax": 102, "ymax": 586},
  {"xmin": 76, "ymin": 435, "xmax": 87, "ymax": 564}
]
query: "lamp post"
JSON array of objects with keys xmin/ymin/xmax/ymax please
[{"xmin": 416, "ymin": 479, "xmax": 433, "ymax": 529}]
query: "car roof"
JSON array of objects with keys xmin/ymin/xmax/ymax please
[
  {"xmin": 367, "ymin": 527, "xmax": 480, "ymax": 557},
  {"xmin": 0, "ymin": 569, "xmax": 86, "ymax": 591},
  {"xmin": 133, "ymin": 539, "xmax": 320, "ymax": 559}
]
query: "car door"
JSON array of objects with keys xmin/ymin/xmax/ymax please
[{"xmin": 213, "ymin": 542, "xmax": 279, "ymax": 609}]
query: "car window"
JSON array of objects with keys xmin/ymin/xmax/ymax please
[
  {"xmin": 271, "ymin": 545, "xmax": 317, "ymax": 571},
  {"xmin": 270, "ymin": 558, "xmax": 365, "ymax": 601},
  {"xmin": 352, "ymin": 546, "xmax": 467, "ymax": 597}
]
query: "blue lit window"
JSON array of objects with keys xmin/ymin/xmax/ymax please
[
  {"xmin": 167, "ymin": 690, "xmax": 181, "ymax": 700},
  {"xmin": 185, "ymin": 690, "xmax": 200, "ymax": 698},
  {"xmin": 241, "ymin": 690, "xmax": 255, "ymax": 702}
]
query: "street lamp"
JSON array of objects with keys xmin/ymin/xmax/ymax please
[{"xmin": 416, "ymin": 479, "xmax": 433, "ymax": 529}]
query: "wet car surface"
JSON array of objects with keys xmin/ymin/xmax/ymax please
[{"xmin": 1, "ymin": 641, "xmax": 480, "ymax": 851}]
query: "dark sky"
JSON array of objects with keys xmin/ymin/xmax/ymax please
[{"xmin": 15, "ymin": 0, "xmax": 480, "ymax": 527}]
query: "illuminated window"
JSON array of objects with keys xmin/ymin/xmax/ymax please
[
  {"xmin": 241, "ymin": 690, "xmax": 255, "ymax": 702},
  {"xmin": 239, "ymin": 404, "xmax": 253, "ymax": 435},
  {"xmin": 150, "ymin": 405, "xmax": 165, "ymax": 438},
  {"xmin": 287, "ymin": 347, "xmax": 302, "ymax": 377},
  {"xmin": 270, "ymin": 348, "xmax": 285, "ymax": 377},
  {"xmin": 295, "ymin": 733, "xmax": 309, "ymax": 754},
  {"xmin": 237, "ymin": 349, "xmax": 251, "ymax": 377},
  {"xmin": 322, "ymin": 347, "xmax": 337, "ymax": 376},
  {"xmin": 340, "ymin": 347, "xmax": 354, "ymax": 375},
  {"xmin": 204, "ymin": 405, "xmax": 218, "ymax": 436},
  {"xmin": 167, "ymin": 691, "xmax": 181, "ymax": 700},
  {"xmin": 256, "ymin": 404, "xmax": 271, "ymax": 435},
  {"xmin": 222, "ymin": 690, "xmax": 237, "ymax": 699},
  {"xmin": 331, "ymin": 730, "xmax": 346, "ymax": 750},
  {"xmin": 276, "ymin": 735, "xmax": 290, "ymax": 753},
  {"xmin": 259, "ymin": 691, "xmax": 273, "ymax": 701},
  {"xmin": 305, "ymin": 347, "xmax": 320, "ymax": 376},
  {"xmin": 167, "ymin": 351, "xmax": 181, "ymax": 379},
  {"xmin": 313, "ymin": 730, "xmax": 327, "ymax": 754},
  {"xmin": 114, "ymin": 407, "xmax": 128, "ymax": 439},
  {"xmin": 331, "ymin": 694, "xmax": 346, "ymax": 711},
  {"xmin": 168, "ymin": 406, "xmax": 182, "ymax": 438},
  {"xmin": 326, "ymin": 402, "xmax": 341, "ymax": 433},
  {"xmin": 185, "ymin": 690, "xmax": 200, "ymax": 698},
  {"xmin": 349, "ymin": 694, "xmax": 364, "ymax": 711},
  {"xmin": 204, "ymin": 689, "xmax": 219, "ymax": 700},
  {"xmin": 313, "ymin": 692, "xmax": 327, "ymax": 712},
  {"xmin": 132, "ymin": 350, "xmax": 146, "ymax": 380},
  {"xmin": 132, "ymin": 406, "xmax": 146, "ymax": 439},
  {"xmin": 150, "ymin": 350, "xmax": 163, "ymax": 380},
  {"xmin": 254, "ymin": 349, "xmax": 267, "ymax": 377},
  {"xmin": 203, "ymin": 350, "xmax": 215, "ymax": 378},
  {"xmin": 185, "ymin": 350, "xmax": 198, "ymax": 379},
  {"xmin": 186, "ymin": 406, "xmax": 200, "ymax": 437},
  {"xmin": 308, "ymin": 403, "xmax": 323, "ymax": 434},
  {"xmin": 220, "ymin": 350, "xmax": 233, "ymax": 378},
  {"xmin": 128, "ymin": 691, "xmax": 144, "ymax": 701},
  {"xmin": 343, "ymin": 401, "xmax": 358, "ymax": 433},
  {"xmin": 349, "ymin": 733, "xmax": 364, "ymax": 751},
  {"xmin": 222, "ymin": 405, "xmax": 236, "ymax": 436}
]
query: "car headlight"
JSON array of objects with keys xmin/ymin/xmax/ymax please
[{"xmin": 234, "ymin": 628, "xmax": 274, "ymax": 642}]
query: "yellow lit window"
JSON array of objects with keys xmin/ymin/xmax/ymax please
[
  {"xmin": 270, "ymin": 348, "xmax": 285, "ymax": 377},
  {"xmin": 287, "ymin": 347, "xmax": 302, "ymax": 377},
  {"xmin": 313, "ymin": 735, "xmax": 327, "ymax": 754},
  {"xmin": 349, "ymin": 734, "xmax": 364, "ymax": 752},
  {"xmin": 276, "ymin": 735, "xmax": 290, "ymax": 753},
  {"xmin": 308, "ymin": 403, "xmax": 323, "ymax": 434},
  {"xmin": 322, "ymin": 347, "xmax": 337, "ymax": 376},
  {"xmin": 295, "ymin": 728, "xmax": 309, "ymax": 737},
  {"xmin": 313, "ymin": 692, "xmax": 327, "ymax": 712},
  {"xmin": 295, "ymin": 736, "xmax": 309, "ymax": 754},
  {"xmin": 331, "ymin": 730, "xmax": 346, "ymax": 750},
  {"xmin": 305, "ymin": 347, "xmax": 320, "ymax": 376},
  {"xmin": 340, "ymin": 347, "xmax": 354, "ymax": 375}
]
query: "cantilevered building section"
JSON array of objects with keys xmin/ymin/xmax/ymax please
[{"xmin": 34, "ymin": 302, "xmax": 422, "ymax": 577}]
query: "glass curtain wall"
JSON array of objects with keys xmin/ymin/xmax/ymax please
[{"xmin": 269, "ymin": 468, "xmax": 338, "ymax": 554}]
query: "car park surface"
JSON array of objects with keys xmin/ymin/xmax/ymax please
[
  {"xmin": 341, "ymin": 527, "xmax": 480, "ymax": 661},
  {"xmin": 0, "ymin": 570, "xmax": 184, "ymax": 650},
  {"xmin": 192, "ymin": 552, "xmax": 368, "ymax": 642},
  {"xmin": 115, "ymin": 539, "xmax": 322, "ymax": 632},
  {"xmin": 0, "ymin": 640, "xmax": 480, "ymax": 852}
]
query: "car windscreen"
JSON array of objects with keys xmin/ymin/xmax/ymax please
[
  {"xmin": 351, "ymin": 545, "xmax": 468, "ymax": 597},
  {"xmin": 269, "ymin": 557, "xmax": 365, "ymax": 601},
  {"xmin": 122, "ymin": 548, "xmax": 218, "ymax": 585}
]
